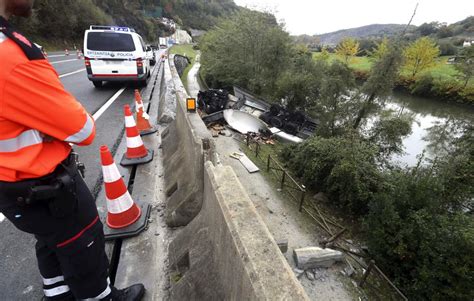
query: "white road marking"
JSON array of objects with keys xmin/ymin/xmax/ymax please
[
  {"xmin": 92, "ymin": 62, "xmax": 158, "ymax": 121},
  {"xmin": 59, "ymin": 68, "xmax": 85, "ymax": 78},
  {"xmin": 51, "ymin": 58, "xmax": 79, "ymax": 65},
  {"xmin": 93, "ymin": 87, "xmax": 127, "ymax": 121},
  {"xmin": 0, "ymin": 213, "xmax": 5, "ymax": 223},
  {"xmin": 47, "ymin": 54, "xmax": 66, "ymax": 58}
]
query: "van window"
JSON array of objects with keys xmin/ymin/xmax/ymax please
[
  {"xmin": 87, "ymin": 32, "xmax": 136, "ymax": 52},
  {"xmin": 139, "ymin": 36, "xmax": 146, "ymax": 52}
]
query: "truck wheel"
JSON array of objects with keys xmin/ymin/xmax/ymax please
[
  {"xmin": 270, "ymin": 116, "xmax": 284, "ymax": 128},
  {"xmin": 93, "ymin": 81, "xmax": 103, "ymax": 88}
]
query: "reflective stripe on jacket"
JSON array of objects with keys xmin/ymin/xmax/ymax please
[{"xmin": 0, "ymin": 29, "xmax": 95, "ymax": 182}]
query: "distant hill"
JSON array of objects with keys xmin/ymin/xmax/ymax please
[
  {"xmin": 316, "ymin": 24, "xmax": 411, "ymax": 45},
  {"xmin": 164, "ymin": 0, "xmax": 240, "ymax": 30},
  {"xmin": 12, "ymin": 0, "xmax": 240, "ymax": 48}
]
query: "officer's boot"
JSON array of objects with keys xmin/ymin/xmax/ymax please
[{"xmin": 103, "ymin": 284, "xmax": 145, "ymax": 301}]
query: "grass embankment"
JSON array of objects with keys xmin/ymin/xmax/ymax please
[
  {"xmin": 312, "ymin": 52, "xmax": 474, "ymax": 103},
  {"xmin": 312, "ymin": 52, "xmax": 462, "ymax": 79},
  {"xmin": 169, "ymin": 44, "xmax": 197, "ymax": 88}
]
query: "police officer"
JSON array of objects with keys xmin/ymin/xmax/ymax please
[{"xmin": 0, "ymin": 0, "xmax": 145, "ymax": 300}]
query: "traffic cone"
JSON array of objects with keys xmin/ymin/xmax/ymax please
[
  {"xmin": 120, "ymin": 104, "xmax": 154, "ymax": 166},
  {"xmin": 76, "ymin": 49, "xmax": 82, "ymax": 59},
  {"xmin": 100, "ymin": 145, "xmax": 141, "ymax": 229},
  {"xmin": 65, "ymin": 49, "xmax": 69, "ymax": 56},
  {"xmin": 134, "ymin": 89, "xmax": 157, "ymax": 136}
]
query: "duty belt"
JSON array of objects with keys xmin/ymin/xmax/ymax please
[{"xmin": 0, "ymin": 152, "xmax": 84, "ymax": 209}]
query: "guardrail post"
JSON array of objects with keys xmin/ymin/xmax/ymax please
[
  {"xmin": 267, "ymin": 155, "xmax": 271, "ymax": 172},
  {"xmin": 255, "ymin": 143, "xmax": 260, "ymax": 158},
  {"xmin": 359, "ymin": 260, "xmax": 375, "ymax": 288},
  {"xmin": 246, "ymin": 132, "xmax": 250, "ymax": 147},
  {"xmin": 298, "ymin": 190, "xmax": 305, "ymax": 212},
  {"xmin": 281, "ymin": 171, "xmax": 286, "ymax": 189}
]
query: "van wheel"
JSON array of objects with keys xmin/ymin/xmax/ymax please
[{"xmin": 92, "ymin": 81, "xmax": 103, "ymax": 88}]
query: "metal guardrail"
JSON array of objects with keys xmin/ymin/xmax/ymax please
[{"xmin": 244, "ymin": 134, "xmax": 408, "ymax": 301}]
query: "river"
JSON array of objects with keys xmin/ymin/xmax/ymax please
[{"xmin": 385, "ymin": 91, "xmax": 473, "ymax": 166}]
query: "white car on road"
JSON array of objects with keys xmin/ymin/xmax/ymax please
[{"xmin": 83, "ymin": 25, "xmax": 151, "ymax": 88}]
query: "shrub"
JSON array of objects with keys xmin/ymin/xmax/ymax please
[
  {"xmin": 438, "ymin": 41, "xmax": 458, "ymax": 56},
  {"xmin": 410, "ymin": 74, "xmax": 435, "ymax": 96},
  {"xmin": 282, "ymin": 134, "xmax": 382, "ymax": 215},
  {"xmin": 365, "ymin": 168, "xmax": 474, "ymax": 301},
  {"xmin": 458, "ymin": 85, "xmax": 474, "ymax": 103},
  {"xmin": 431, "ymin": 78, "xmax": 462, "ymax": 101}
]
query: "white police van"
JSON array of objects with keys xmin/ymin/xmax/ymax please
[{"xmin": 83, "ymin": 26, "xmax": 152, "ymax": 88}]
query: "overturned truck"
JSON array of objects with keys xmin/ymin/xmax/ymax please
[{"xmin": 197, "ymin": 86, "xmax": 318, "ymax": 142}]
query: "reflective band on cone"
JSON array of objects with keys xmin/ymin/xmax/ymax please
[
  {"xmin": 100, "ymin": 145, "xmax": 141, "ymax": 229},
  {"xmin": 124, "ymin": 105, "xmax": 147, "ymax": 158},
  {"xmin": 134, "ymin": 89, "xmax": 157, "ymax": 136},
  {"xmin": 120, "ymin": 104, "xmax": 154, "ymax": 166}
]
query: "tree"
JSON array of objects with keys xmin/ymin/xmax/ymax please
[
  {"xmin": 200, "ymin": 10, "xmax": 292, "ymax": 97},
  {"xmin": 417, "ymin": 22, "xmax": 440, "ymax": 36},
  {"xmin": 368, "ymin": 111, "xmax": 413, "ymax": 164},
  {"xmin": 436, "ymin": 25, "xmax": 454, "ymax": 38},
  {"xmin": 357, "ymin": 38, "xmax": 377, "ymax": 56},
  {"xmin": 403, "ymin": 37, "xmax": 440, "ymax": 78},
  {"xmin": 368, "ymin": 37, "xmax": 389, "ymax": 61},
  {"xmin": 365, "ymin": 165, "xmax": 474, "ymax": 300},
  {"xmin": 282, "ymin": 132, "xmax": 383, "ymax": 215},
  {"xmin": 312, "ymin": 61, "xmax": 357, "ymax": 137},
  {"xmin": 335, "ymin": 37, "xmax": 359, "ymax": 64},
  {"xmin": 315, "ymin": 46, "xmax": 330, "ymax": 61},
  {"xmin": 454, "ymin": 45, "xmax": 474, "ymax": 88},
  {"xmin": 438, "ymin": 41, "xmax": 458, "ymax": 56},
  {"xmin": 274, "ymin": 45, "xmax": 322, "ymax": 110},
  {"xmin": 353, "ymin": 39, "xmax": 404, "ymax": 129}
]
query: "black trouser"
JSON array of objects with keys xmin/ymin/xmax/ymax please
[{"xmin": 0, "ymin": 160, "xmax": 110, "ymax": 300}]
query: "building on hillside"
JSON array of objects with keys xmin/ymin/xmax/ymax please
[{"xmin": 463, "ymin": 40, "xmax": 474, "ymax": 47}]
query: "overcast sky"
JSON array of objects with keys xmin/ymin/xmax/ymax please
[{"xmin": 233, "ymin": 0, "xmax": 474, "ymax": 35}]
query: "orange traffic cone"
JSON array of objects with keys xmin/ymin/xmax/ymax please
[
  {"xmin": 100, "ymin": 145, "xmax": 141, "ymax": 229},
  {"xmin": 134, "ymin": 89, "xmax": 157, "ymax": 136},
  {"xmin": 76, "ymin": 49, "xmax": 82, "ymax": 59},
  {"xmin": 65, "ymin": 49, "xmax": 69, "ymax": 56},
  {"xmin": 120, "ymin": 104, "xmax": 154, "ymax": 166}
]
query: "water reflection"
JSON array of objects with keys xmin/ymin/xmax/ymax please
[{"xmin": 385, "ymin": 91, "xmax": 473, "ymax": 166}]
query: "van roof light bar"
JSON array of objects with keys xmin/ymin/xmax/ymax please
[{"xmin": 90, "ymin": 25, "xmax": 136, "ymax": 33}]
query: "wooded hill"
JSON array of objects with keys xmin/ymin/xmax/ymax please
[
  {"xmin": 11, "ymin": 0, "xmax": 239, "ymax": 49},
  {"xmin": 316, "ymin": 24, "xmax": 411, "ymax": 45},
  {"xmin": 298, "ymin": 16, "xmax": 474, "ymax": 46}
]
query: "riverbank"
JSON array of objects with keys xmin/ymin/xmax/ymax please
[{"xmin": 313, "ymin": 52, "xmax": 474, "ymax": 104}]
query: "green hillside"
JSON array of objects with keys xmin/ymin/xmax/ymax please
[
  {"xmin": 11, "ymin": 0, "xmax": 239, "ymax": 50},
  {"xmin": 295, "ymin": 16, "xmax": 473, "ymax": 48}
]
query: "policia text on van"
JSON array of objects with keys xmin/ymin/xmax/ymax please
[{"xmin": 84, "ymin": 26, "xmax": 152, "ymax": 88}]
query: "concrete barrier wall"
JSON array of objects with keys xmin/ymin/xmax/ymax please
[
  {"xmin": 164, "ymin": 55, "xmax": 309, "ymax": 299},
  {"xmin": 161, "ymin": 55, "xmax": 214, "ymax": 227},
  {"xmin": 169, "ymin": 163, "xmax": 309, "ymax": 300}
]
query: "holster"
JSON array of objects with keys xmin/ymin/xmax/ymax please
[{"xmin": 7, "ymin": 152, "xmax": 82, "ymax": 218}]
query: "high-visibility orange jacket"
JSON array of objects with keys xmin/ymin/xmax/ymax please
[{"xmin": 0, "ymin": 18, "xmax": 95, "ymax": 182}]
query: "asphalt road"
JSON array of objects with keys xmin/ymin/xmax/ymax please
[{"xmin": 0, "ymin": 50, "xmax": 165, "ymax": 300}]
